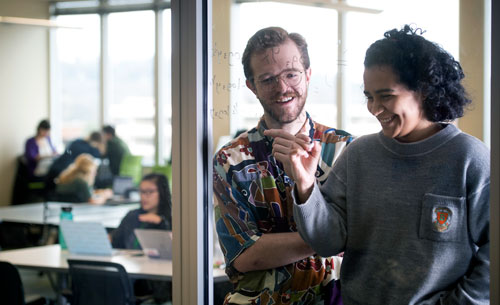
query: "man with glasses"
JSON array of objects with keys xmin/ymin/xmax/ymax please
[{"xmin": 213, "ymin": 27, "xmax": 352, "ymax": 304}]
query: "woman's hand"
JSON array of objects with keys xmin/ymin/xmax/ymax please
[
  {"xmin": 138, "ymin": 213, "xmax": 163, "ymax": 225},
  {"xmin": 263, "ymin": 129, "xmax": 321, "ymax": 203},
  {"xmin": 94, "ymin": 188, "xmax": 113, "ymax": 199}
]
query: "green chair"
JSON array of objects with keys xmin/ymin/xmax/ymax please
[
  {"xmin": 151, "ymin": 163, "xmax": 172, "ymax": 191},
  {"xmin": 119, "ymin": 155, "xmax": 143, "ymax": 186}
]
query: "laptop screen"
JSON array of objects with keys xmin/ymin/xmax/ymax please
[
  {"xmin": 60, "ymin": 221, "xmax": 113, "ymax": 256},
  {"xmin": 134, "ymin": 229, "xmax": 172, "ymax": 260},
  {"xmin": 112, "ymin": 176, "xmax": 135, "ymax": 196}
]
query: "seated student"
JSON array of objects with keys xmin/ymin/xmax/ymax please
[
  {"xmin": 111, "ymin": 173, "xmax": 172, "ymax": 248},
  {"xmin": 45, "ymin": 131, "xmax": 105, "ymax": 193},
  {"xmin": 54, "ymin": 153, "xmax": 113, "ymax": 204},
  {"xmin": 24, "ymin": 119, "xmax": 58, "ymax": 178},
  {"xmin": 111, "ymin": 173, "xmax": 172, "ymax": 303}
]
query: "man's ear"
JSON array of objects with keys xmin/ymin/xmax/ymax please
[
  {"xmin": 304, "ymin": 67, "xmax": 312, "ymax": 84},
  {"xmin": 246, "ymin": 79, "xmax": 257, "ymax": 95}
]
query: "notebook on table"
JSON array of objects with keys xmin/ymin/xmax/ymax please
[
  {"xmin": 134, "ymin": 229, "xmax": 172, "ymax": 260},
  {"xmin": 59, "ymin": 221, "xmax": 113, "ymax": 256}
]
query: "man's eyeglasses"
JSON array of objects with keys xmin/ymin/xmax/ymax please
[
  {"xmin": 254, "ymin": 70, "xmax": 304, "ymax": 91},
  {"xmin": 139, "ymin": 189, "xmax": 158, "ymax": 196}
]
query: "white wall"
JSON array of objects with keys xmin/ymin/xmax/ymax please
[{"xmin": 0, "ymin": 0, "xmax": 50, "ymax": 205}]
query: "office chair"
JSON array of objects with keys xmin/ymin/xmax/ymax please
[
  {"xmin": 119, "ymin": 155, "xmax": 143, "ymax": 186},
  {"xmin": 151, "ymin": 163, "xmax": 172, "ymax": 191},
  {"xmin": 0, "ymin": 261, "xmax": 49, "ymax": 305},
  {"xmin": 67, "ymin": 259, "xmax": 136, "ymax": 305}
]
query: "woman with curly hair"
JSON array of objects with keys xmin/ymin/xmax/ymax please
[{"xmin": 265, "ymin": 25, "xmax": 490, "ymax": 304}]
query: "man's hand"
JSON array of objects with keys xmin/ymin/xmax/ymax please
[{"xmin": 264, "ymin": 129, "xmax": 321, "ymax": 203}]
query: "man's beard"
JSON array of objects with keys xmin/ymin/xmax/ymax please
[{"xmin": 258, "ymin": 88, "xmax": 307, "ymax": 125}]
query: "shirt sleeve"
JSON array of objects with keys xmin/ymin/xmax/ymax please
[
  {"xmin": 292, "ymin": 149, "xmax": 349, "ymax": 257},
  {"xmin": 212, "ymin": 156, "xmax": 262, "ymax": 267},
  {"xmin": 111, "ymin": 211, "xmax": 135, "ymax": 249},
  {"xmin": 25, "ymin": 138, "xmax": 38, "ymax": 162},
  {"xmin": 73, "ymin": 179, "xmax": 92, "ymax": 203}
]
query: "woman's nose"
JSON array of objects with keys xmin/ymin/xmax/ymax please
[{"xmin": 368, "ymin": 98, "xmax": 384, "ymax": 116}]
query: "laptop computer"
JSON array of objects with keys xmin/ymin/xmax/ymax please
[
  {"xmin": 134, "ymin": 229, "xmax": 172, "ymax": 260},
  {"xmin": 59, "ymin": 221, "xmax": 113, "ymax": 256},
  {"xmin": 106, "ymin": 176, "xmax": 136, "ymax": 205},
  {"xmin": 112, "ymin": 176, "xmax": 135, "ymax": 197}
]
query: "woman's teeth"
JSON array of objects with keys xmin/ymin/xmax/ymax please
[{"xmin": 379, "ymin": 115, "xmax": 395, "ymax": 124}]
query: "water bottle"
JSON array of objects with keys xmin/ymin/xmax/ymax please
[{"xmin": 59, "ymin": 206, "xmax": 73, "ymax": 249}]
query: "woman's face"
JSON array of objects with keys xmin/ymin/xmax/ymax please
[
  {"xmin": 139, "ymin": 180, "xmax": 160, "ymax": 213},
  {"xmin": 363, "ymin": 65, "xmax": 435, "ymax": 143},
  {"xmin": 38, "ymin": 128, "xmax": 50, "ymax": 137}
]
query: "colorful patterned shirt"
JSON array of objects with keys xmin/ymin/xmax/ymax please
[{"xmin": 213, "ymin": 114, "xmax": 353, "ymax": 304}]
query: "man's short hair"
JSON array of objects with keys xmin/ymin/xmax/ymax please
[
  {"xmin": 89, "ymin": 131, "xmax": 103, "ymax": 143},
  {"xmin": 102, "ymin": 125, "xmax": 116, "ymax": 137},
  {"xmin": 242, "ymin": 27, "xmax": 310, "ymax": 83}
]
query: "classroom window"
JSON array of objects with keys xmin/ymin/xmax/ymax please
[
  {"xmin": 108, "ymin": 10, "xmax": 156, "ymax": 163},
  {"xmin": 228, "ymin": 2, "xmax": 339, "ymax": 136},
  {"xmin": 214, "ymin": 0, "xmax": 459, "ymax": 142},
  {"xmin": 344, "ymin": 0, "xmax": 459, "ymax": 136},
  {"xmin": 54, "ymin": 14, "xmax": 100, "ymax": 144},
  {"xmin": 52, "ymin": 1, "xmax": 172, "ymax": 166}
]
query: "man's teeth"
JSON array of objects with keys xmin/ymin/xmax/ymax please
[{"xmin": 277, "ymin": 97, "xmax": 293, "ymax": 103}]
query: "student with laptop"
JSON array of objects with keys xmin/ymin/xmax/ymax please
[
  {"xmin": 111, "ymin": 173, "xmax": 172, "ymax": 303},
  {"xmin": 111, "ymin": 173, "xmax": 172, "ymax": 248}
]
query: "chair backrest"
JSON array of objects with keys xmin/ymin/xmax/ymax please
[
  {"xmin": 67, "ymin": 259, "xmax": 136, "ymax": 305},
  {"xmin": 0, "ymin": 261, "xmax": 26, "ymax": 305},
  {"xmin": 119, "ymin": 155, "xmax": 143, "ymax": 186},
  {"xmin": 151, "ymin": 163, "xmax": 172, "ymax": 191}
]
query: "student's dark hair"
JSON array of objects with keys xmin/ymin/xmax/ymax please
[
  {"xmin": 364, "ymin": 24, "xmax": 471, "ymax": 122},
  {"xmin": 142, "ymin": 173, "xmax": 172, "ymax": 230},
  {"xmin": 242, "ymin": 26, "xmax": 310, "ymax": 83},
  {"xmin": 37, "ymin": 119, "xmax": 51, "ymax": 132},
  {"xmin": 88, "ymin": 131, "xmax": 103, "ymax": 143},
  {"xmin": 102, "ymin": 125, "xmax": 116, "ymax": 137}
]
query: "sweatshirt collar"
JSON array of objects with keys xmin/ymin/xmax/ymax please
[{"xmin": 377, "ymin": 123, "xmax": 460, "ymax": 156}]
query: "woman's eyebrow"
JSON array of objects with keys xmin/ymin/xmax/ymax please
[{"xmin": 375, "ymin": 88, "xmax": 395, "ymax": 94}]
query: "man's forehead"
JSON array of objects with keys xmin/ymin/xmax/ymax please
[{"xmin": 250, "ymin": 41, "xmax": 303, "ymax": 75}]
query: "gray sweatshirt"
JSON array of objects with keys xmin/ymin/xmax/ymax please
[{"xmin": 293, "ymin": 124, "xmax": 490, "ymax": 305}]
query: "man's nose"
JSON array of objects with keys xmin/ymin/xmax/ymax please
[{"xmin": 275, "ymin": 77, "xmax": 290, "ymax": 93}]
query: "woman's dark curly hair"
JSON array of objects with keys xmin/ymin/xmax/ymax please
[
  {"xmin": 142, "ymin": 173, "xmax": 172, "ymax": 230},
  {"xmin": 364, "ymin": 25, "xmax": 471, "ymax": 122}
]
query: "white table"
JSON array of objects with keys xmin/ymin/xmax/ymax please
[
  {"xmin": 0, "ymin": 202, "xmax": 139, "ymax": 229},
  {"xmin": 0, "ymin": 244, "xmax": 228, "ymax": 282}
]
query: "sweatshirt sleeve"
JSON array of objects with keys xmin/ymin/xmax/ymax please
[{"xmin": 293, "ymin": 151, "xmax": 348, "ymax": 257}]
